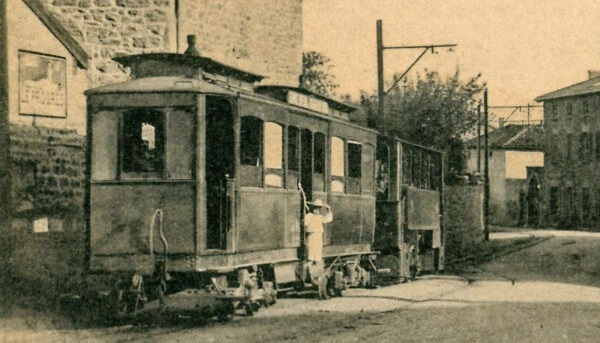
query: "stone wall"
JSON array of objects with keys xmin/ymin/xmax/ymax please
[
  {"xmin": 40, "ymin": 0, "xmax": 176, "ymax": 87},
  {"xmin": 4, "ymin": 125, "xmax": 85, "ymax": 304},
  {"xmin": 178, "ymin": 0, "xmax": 303, "ymax": 87},
  {"xmin": 10, "ymin": 125, "xmax": 85, "ymax": 222},
  {"xmin": 444, "ymin": 185, "xmax": 484, "ymax": 261},
  {"xmin": 40, "ymin": 0, "xmax": 303, "ymax": 88}
]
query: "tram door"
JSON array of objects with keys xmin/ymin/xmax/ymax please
[
  {"xmin": 300, "ymin": 129, "xmax": 313, "ymax": 201},
  {"xmin": 205, "ymin": 97, "xmax": 234, "ymax": 250}
]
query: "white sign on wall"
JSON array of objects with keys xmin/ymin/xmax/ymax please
[{"xmin": 19, "ymin": 51, "xmax": 67, "ymax": 118}]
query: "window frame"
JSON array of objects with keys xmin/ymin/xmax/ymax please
[
  {"xmin": 119, "ymin": 108, "xmax": 166, "ymax": 180},
  {"xmin": 263, "ymin": 121, "xmax": 284, "ymax": 188},
  {"xmin": 347, "ymin": 141, "xmax": 362, "ymax": 194},
  {"xmin": 239, "ymin": 115, "xmax": 264, "ymax": 188},
  {"xmin": 330, "ymin": 136, "xmax": 345, "ymax": 193}
]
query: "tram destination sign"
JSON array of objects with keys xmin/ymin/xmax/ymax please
[
  {"xmin": 287, "ymin": 90, "xmax": 330, "ymax": 115},
  {"xmin": 18, "ymin": 51, "xmax": 67, "ymax": 118}
]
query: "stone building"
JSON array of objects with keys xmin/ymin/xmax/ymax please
[
  {"xmin": 465, "ymin": 124, "xmax": 544, "ymax": 226},
  {"xmin": 0, "ymin": 0, "xmax": 304, "ymax": 297},
  {"xmin": 40, "ymin": 0, "xmax": 302, "ymax": 90},
  {"xmin": 536, "ymin": 72, "xmax": 600, "ymax": 229},
  {"xmin": 1, "ymin": 0, "xmax": 304, "ymax": 230}
]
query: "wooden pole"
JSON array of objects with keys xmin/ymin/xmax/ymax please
[
  {"xmin": 477, "ymin": 104, "xmax": 481, "ymax": 173},
  {"xmin": 376, "ymin": 20, "xmax": 385, "ymax": 132},
  {"xmin": 483, "ymin": 89, "xmax": 490, "ymax": 241}
]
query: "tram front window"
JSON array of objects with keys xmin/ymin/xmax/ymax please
[{"xmin": 122, "ymin": 109, "xmax": 165, "ymax": 177}]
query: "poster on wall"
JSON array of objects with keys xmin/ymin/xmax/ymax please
[{"xmin": 18, "ymin": 51, "xmax": 67, "ymax": 118}]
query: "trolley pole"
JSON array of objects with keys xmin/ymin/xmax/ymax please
[{"xmin": 483, "ymin": 88, "xmax": 490, "ymax": 241}]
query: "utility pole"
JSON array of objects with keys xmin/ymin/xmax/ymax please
[
  {"xmin": 483, "ymin": 88, "xmax": 489, "ymax": 241},
  {"xmin": 477, "ymin": 104, "xmax": 481, "ymax": 173},
  {"xmin": 375, "ymin": 19, "xmax": 456, "ymax": 133},
  {"xmin": 376, "ymin": 20, "xmax": 385, "ymax": 131}
]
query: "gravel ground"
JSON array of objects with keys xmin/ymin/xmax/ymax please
[{"xmin": 4, "ymin": 230, "xmax": 600, "ymax": 342}]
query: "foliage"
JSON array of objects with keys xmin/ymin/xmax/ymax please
[
  {"xmin": 300, "ymin": 51, "xmax": 339, "ymax": 97},
  {"xmin": 360, "ymin": 68, "xmax": 484, "ymax": 177}
]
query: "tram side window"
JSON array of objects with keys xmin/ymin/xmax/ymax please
[
  {"xmin": 264, "ymin": 122, "xmax": 283, "ymax": 187},
  {"xmin": 314, "ymin": 133, "xmax": 326, "ymax": 174},
  {"xmin": 422, "ymin": 154, "xmax": 431, "ymax": 189},
  {"xmin": 313, "ymin": 132, "xmax": 326, "ymax": 192},
  {"xmin": 288, "ymin": 126, "xmax": 299, "ymax": 171},
  {"xmin": 362, "ymin": 143, "xmax": 375, "ymax": 195},
  {"xmin": 122, "ymin": 109, "xmax": 165, "ymax": 177},
  {"xmin": 331, "ymin": 136, "xmax": 345, "ymax": 193},
  {"xmin": 285, "ymin": 126, "xmax": 300, "ymax": 189},
  {"xmin": 430, "ymin": 154, "xmax": 440, "ymax": 191},
  {"xmin": 91, "ymin": 111, "xmax": 118, "ymax": 180},
  {"xmin": 347, "ymin": 142, "xmax": 362, "ymax": 194},
  {"xmin": 402, "ymin": 145, "xmax": 411, "ymax": 186},
  {"xmin": 376, "ymin": 144, "xmax": 390, "ymax": 199},
  {"xmin": 239, "ymin": 116, "xmax": 263, "ymax": 187},
  {"xmin": 241, "ymin": 116, "xmax": 263, "ymax": 167},
  {"xmin": 168, "ymin": 109, "xmax": 195, "ymax": 179},
  {"xmin": 411, "ymin": 149, "xmax": 421, "ymax": 187}
]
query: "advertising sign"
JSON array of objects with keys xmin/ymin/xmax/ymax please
[{"xmin": 19, "ymin": 51, "xmax": 67, "ymax": 117}]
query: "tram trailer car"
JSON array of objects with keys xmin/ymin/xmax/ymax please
[
  {"xmin": 81, "ymin": 39, "xmax": 380, "ymax": 319},
  {"xmin": 374, "ymin": 136, "xmax": 444, "ymax": 281}
]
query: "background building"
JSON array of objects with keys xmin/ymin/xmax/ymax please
[
  {"xmin": 536, "ymin": 72, "xmax": 600, "ymax": 229},
  {"xmin": 466, "ymin": 124, "xmax": 544, "ymax": 226}
]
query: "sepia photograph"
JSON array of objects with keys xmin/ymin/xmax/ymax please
[{"xmin": 1, "ymin": 0, "xmax": 600, "ymax": 342}]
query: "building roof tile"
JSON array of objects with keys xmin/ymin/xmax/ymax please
[
  {"xmin": 465, "ymin": 124, "xmax": 544, "ymax": 151},
  {"xmin": 535, "ymin": 77, "xmax": 600, "ymax": 102}
]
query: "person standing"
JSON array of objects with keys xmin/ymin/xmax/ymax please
[{"xmin": 304, "ymin": 199, "xmax": 333, "ymax": 262}]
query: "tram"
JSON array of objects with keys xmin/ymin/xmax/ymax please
[{"xmin": 82, "ymin": 36, "xmax": 381, "ymax": 318}]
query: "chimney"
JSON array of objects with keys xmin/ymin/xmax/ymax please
[
  {"xmin": 184, "ymin": 35, "xmax": 200, "ymax": 56},
  {"xmin": 498, "ymin": 117, "xmax": 505, "ymax": 128},
  {"xmin": 588, "ymin": 70, "xmax": 600, "ymax": 80}
]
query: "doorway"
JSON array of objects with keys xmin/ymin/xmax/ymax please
[
  {"xmin": 205, "ymin": 97, "xmax": 234, "ymax": 250},
  {"xmin": 300, "ymin": 129, "xmax": 313, "ymax": 201}
]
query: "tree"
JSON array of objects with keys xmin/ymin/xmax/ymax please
[
  {"xmin": 300, "ymin": 51, "xmax": 339, "ymax": 97},
  {"xmin": 361, "ymin": 68, "xmax": 484, "ymax": 178}
]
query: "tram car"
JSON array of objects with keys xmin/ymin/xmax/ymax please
[
  {"xmin": 374, "ymin": 136, "xmax": 444, "ymax": 281},
  {"xmin": 82, "ymin": 36, "xmax": 380, "ymax": 318}
]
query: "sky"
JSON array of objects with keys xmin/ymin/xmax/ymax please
[{"xmin": 302, "ymin": 0, "xmax": 600, "ymax": 123}]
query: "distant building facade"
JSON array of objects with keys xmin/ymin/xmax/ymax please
[
  {"xmin": 466, "ymin": 124, "xmax": 544, "ymax": 226},
  {"xmin": 536, "ymin": 72, "xmax": 600, "ymax": 228}
]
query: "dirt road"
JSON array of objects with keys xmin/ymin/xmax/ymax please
[{"xmin": 4, "ymin": 230, "xmax": 600, "ymax": 342}]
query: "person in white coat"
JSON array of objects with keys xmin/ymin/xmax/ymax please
[{"xmin": 304, "ymin": 199, "xmax": 333, "ymax": 262}]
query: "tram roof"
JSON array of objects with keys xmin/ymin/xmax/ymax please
[
  {"xmin": 255, "ymin": 85, "xmax": 357, "ymax": 113},
  {"xmin": 113, "ymin": 53, "xmax": 264, "ymax": 84},
  {"xmin": 84, "ymin": 76, "xmax": 237, "ymax": 96}
]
